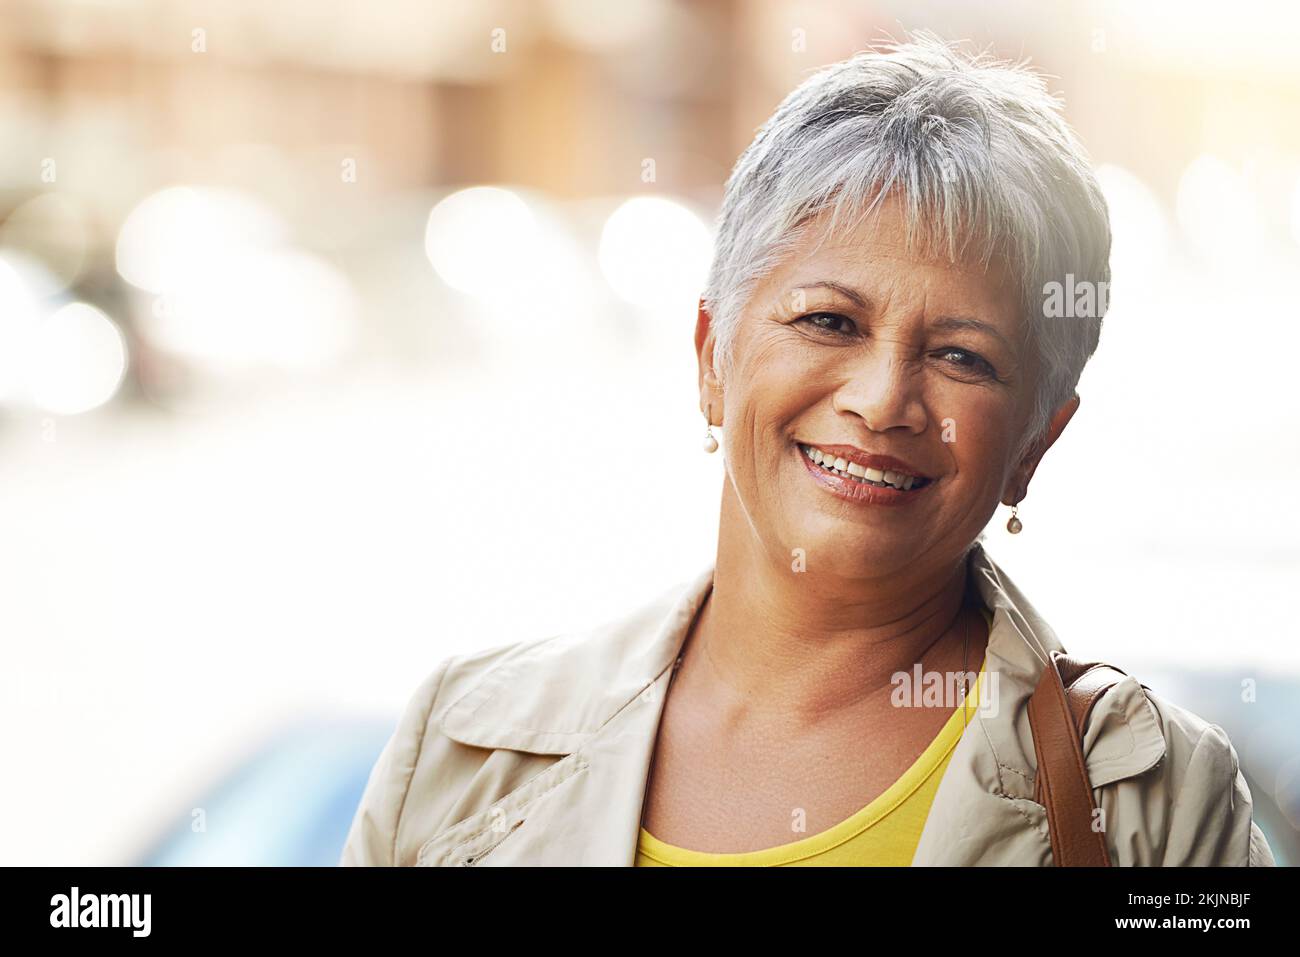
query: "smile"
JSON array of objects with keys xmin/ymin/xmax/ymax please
[{"xmin": 798, "ymin": 443, "xmax": 932, "ymax": 491}]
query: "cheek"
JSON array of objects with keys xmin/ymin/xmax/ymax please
[
  {"xmin": 932, "ymin": 387, "xmax": 1017, "ymax": 487},
  {"xmin": 732, "ymin": 332, "xmax": 819, "ymax": 427},
  {"xmin": 740, "ymin": 328, "xmax": 806, "ymax": 383}
]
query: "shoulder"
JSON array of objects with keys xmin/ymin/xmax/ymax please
[
  {"xmin": 1087, "ymin": 679, "xmax": 1275, "ymax": 866},
  {"xmin": 339, "ymin": 569, "xmax": 708, "ymax": 866},
  {"xmin": 337, "ymin": 633, "xmax": 569, "ymax": 867}
]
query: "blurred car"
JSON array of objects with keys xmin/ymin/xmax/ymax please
[
  {"xmin": 1122, "ymin": 661, "xmax": 1299, "ymax": 867},
  {"xmin": 135, "ymin": 718, "xmax": 395, "ymax": 867}
]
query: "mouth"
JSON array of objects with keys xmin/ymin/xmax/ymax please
[{"xmin": 796, "ymin": 443, "xmax": 933, "ymax": 491}]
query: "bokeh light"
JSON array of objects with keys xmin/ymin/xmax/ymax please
[
  {"xmin": 137, "ymin": 249, "xmax": 357, "ymax": 370},
  {"xmin": 424, "ymin": 186, "xmax": 541, "ymax": 299},
  {"xmin": 27, "ymin": 302, "xmax": 128, "ymax": 415},
  {"xmin": 116, "ymin": 186, "xmax": 288, "ymax": 295},
  {"xmin": 598, "ymin": 196, "xmax": 712, "ymax": 315},
  {"xmin": 0, "ymin": 192, "xmax": 92, "ymax": 296}
]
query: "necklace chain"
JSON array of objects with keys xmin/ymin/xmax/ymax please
[{"xmin": 960, "ymin": 606, "xmax": 971, "ymax": 731}]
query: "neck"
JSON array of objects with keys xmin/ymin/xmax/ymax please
[{"xmin": 684, "ymin": 477, "xmax": 982, "ymax": 723}]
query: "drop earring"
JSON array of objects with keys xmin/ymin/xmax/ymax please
[
  {"xmin": 702, "ymin": 402, "xmax": 718, "ymax": 453},
  {"xmin": 1006, "ymin": 504, "xmax": 1023, "ymax": 534}
]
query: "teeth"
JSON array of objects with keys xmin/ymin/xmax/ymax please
[{"xmin": 799, "ymin": 445, "xmax": 925, "ymax": 490}]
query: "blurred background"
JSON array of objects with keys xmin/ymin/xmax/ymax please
[{"xmin": 1, "ymin": 0, "xmax": 1297, "ymax": 866}]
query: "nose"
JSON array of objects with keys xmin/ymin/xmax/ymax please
[{"xmin": 831, "ymin": 345, "xmax": 928, "ymax": 435}]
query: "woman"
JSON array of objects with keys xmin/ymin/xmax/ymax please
[{"xmin": 341, "ymin": 34, "xmax": 1275, "ymax": 867}]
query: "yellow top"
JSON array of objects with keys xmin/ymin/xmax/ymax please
[{"xmin": 635, "ymin": 606, "xmax": 992, "ymax": 867}]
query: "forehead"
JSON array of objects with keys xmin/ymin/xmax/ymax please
[{"xmin": 763, "ymin": 194, "xmax": 1021, "ymax": 322}]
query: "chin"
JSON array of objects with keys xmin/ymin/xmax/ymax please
[{"xmin": 785, "ymin": 517, "xmax": 915, "ymax": 574}]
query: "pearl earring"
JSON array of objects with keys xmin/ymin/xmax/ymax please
[
  {"xmin": 1006, "ymin": 505, "xmax": 1023, "ymax": 534},
  {"xmin": 702, "ymin": 403, "xmax": 718, "ymax": 454}
]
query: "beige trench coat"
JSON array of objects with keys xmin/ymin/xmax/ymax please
[{"xmin": 340, "ymin": 542, "xmax": 1276, "ymax": 866}]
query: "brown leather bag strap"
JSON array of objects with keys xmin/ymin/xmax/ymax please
[{"xmin": 1027, "ymin": 650, "xmax": 1127, "ymax": 866}]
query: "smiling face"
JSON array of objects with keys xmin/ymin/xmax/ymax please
[{"xmin": 697, "ymin": 192, "xmax": 1077, "ymax": 582}]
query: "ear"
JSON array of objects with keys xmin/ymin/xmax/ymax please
[
  {"xmin": 694, "ymin": 297, "xmax": 724, "ymax": 425},
  {"xmin": 1002, "ymin": 394, "xmax": 1080, "ymax": 506}
]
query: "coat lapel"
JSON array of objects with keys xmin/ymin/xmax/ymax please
[
  {"xmin": 911, "ymin": 544, "xmax": 1060, "ymax": 864},
  {"xmin": 420, "ymin": 564, "xmax": 712, "ymax": 866},
  {"xmin": 450, "ymin": 669, "xmax": 677, "ymax": 865}
]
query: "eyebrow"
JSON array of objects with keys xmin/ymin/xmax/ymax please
[
  {"xmin": 930, "ymin": 315, "xmax": 1014, "ymax": 352},
  {"xmin": 793, "ymin": 280, "xmax": 870, "ymax": 309}
]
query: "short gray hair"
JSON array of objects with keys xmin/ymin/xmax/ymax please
[{"xmin": 701, "ymin": 31, "xmax": 1111, "ymax": 460}]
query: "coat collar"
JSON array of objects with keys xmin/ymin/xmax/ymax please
[
  {"xmin": 426, "ymin": 542, "xmax": 1166, "ymax": 865},
  {"xmin": 438, "ymin": 560, "xmax": 712, "ymax": 756}
]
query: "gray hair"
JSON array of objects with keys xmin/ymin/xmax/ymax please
[{"xmin": 701, "ymin": 30, "xmax": 1111, "ymax": 461}]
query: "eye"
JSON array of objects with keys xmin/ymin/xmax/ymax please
[
  {"xmin": 934, "ymin": 347, "xmax": 997, "ymax": 379},
  {"xmin": 796, "ymin": 312, "xmax": 858, "ymax": 337}
]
